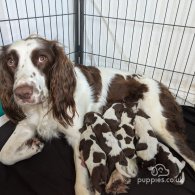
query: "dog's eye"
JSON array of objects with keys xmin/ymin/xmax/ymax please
[
  {"xmin": 39, "ymin": 55, "xmax": 47, "ymax": 62},
  {"xmin": 7, "ymin": 58, "xmax": 15, "ymax": 67}
]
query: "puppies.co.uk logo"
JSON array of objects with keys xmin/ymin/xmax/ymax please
[
  {"xmin": 150, "ymin": 164, "xmax": 169, "ymax": 177},
  {"xmin": 137, "ymin": 164, "xmax": 184, "ymax": 185}
]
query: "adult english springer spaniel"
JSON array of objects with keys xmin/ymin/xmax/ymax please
[{"xmin": 0, "ymin": 36, "xmax": 194, "ymax": 195}]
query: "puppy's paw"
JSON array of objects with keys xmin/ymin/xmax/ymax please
[
  {"xmin": 126, "ymin": 159, "xmax": 138, "ymax": 178},
  {"xmin": 106, "ymin": 169, "xmax": 129, "ymax": 194},
  {"xmin": 106, "ymin": 179, "xmax": 129, "ymax": 194}
]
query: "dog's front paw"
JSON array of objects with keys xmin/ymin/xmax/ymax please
[
  {"xmin": 25, "ymin": 137, "xmax": 44, "ymax": 153},
  {"xmin": 75, "ymin": 183, "xmax": 94, "ymax": 195},
  {"xmin": 0, "ymin": 137, "xmax": 44, "ymax": 165}
]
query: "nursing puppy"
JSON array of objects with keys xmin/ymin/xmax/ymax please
[
  {"xmin": 79, "ymin": 122, "xmax": 108, "ymax": 195},
  {"xmin": 156, "ymin": 143, "xmax": 186, "ymax": 184},
  {"xmin": 134, "ymin": 109, "xmax": 158, "ymax": 168},
  {"xmin": 103, "ymin": 103, "xmax": 138, "ymax": 177},
  {"xmin": 84, "ymin": 112, "xmax": 131, "ymax": 194},
  {"xmin": 85, "ymin": 112, "xmax": 130, "ymax": 184}
]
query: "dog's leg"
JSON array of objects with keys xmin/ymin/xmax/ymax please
[
  {"xmin": 72, "ymin": 141, "xmax": 95, "ymax": 195},
  {"xmin": 0, "ymin": 120, "xmax": 43, "ymax": 165}
]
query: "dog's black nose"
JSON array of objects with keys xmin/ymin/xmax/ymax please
[{"xmin": 14, "ymin": 85, "xmax": 33, "ymax": 100}]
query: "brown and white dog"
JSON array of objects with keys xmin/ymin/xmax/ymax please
[{"xmin": 0, "ymin": 36, "xmax": 195, "ymax": 195}]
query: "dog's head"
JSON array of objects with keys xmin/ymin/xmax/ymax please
[{"xmin": 0, "ymin": 36, "xmax": 76, "ymax": 126}]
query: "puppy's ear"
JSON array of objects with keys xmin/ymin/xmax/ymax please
[
  {"xmin": 84, "ymin": 112, "xmax": 97, "ymax": 125},
  {"xmin": 49, "ymin": 41, "xmax": 76, "ymax": 127},
  {"xmin": 102, "ymin": 105, "xmax": 109, "ymax": 115},
  {"xmin": 0, "ymin": 46, "xmax": 25, "ymax": 123}
]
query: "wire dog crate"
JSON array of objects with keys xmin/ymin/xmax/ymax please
[{"xmin": 0, "ymin": 0, "xmax": 194, "ymax": 107}]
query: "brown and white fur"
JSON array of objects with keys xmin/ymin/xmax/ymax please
[
  {"xmin": 134, "ymin": 109, "xmax": 158, "ymax": 167},
  {"xmin": 81, "ymin": 112, "xmax": 131, "ymax": 194},
  {"xmin": 79, "ymin": 121, "xmax": 109, "ymax": 195},
  {"xmin": 0, "ymin": 36, "xmax": 194, "ymax": 195},
  {"xmin": 103, "ymin": 103, "xmax": 138, "ymax": 177}
]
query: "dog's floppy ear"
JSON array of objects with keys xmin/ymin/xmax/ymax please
[
  {"xmin": 0, "ymin": 46, "xmax": 25, "ymax": 123},
  {"xmin": 49, "ymin": 41, "xmax": 76, "ymax": 127}
]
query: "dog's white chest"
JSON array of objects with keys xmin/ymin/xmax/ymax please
[{"xmin": 37, "ymin": 113, "xmax": 59, "ymax": 140}]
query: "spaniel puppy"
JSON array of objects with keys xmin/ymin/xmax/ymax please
[
  {"xmin": 79, "ymin": 118, "xmax": 109, "ymax": 195},
  {"xmin": 156, "ymin": 142, "xmax": 186, "ymax": 184},
  {"xmin": 83, "ymin": 112, "xmax": 131, "ymax": 194},
  {"xmin": 134, "ymin": 109, "xmax": 159, "ymax": 168},
  {"xmin": 103, "ymin": 103, "xmax": 138, "ymax": 178},
  {"xmin": 0, "ymin": 36, "xmax": 195, "ymax": 195},
  {"xmin": 84, "ymin": 112, "xmax": 130, "ymax": 177}
]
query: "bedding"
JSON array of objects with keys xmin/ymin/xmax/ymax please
[
  {"xmin": 0, "ymin": 102, "xmax": 4, "ymax": 117},
  {"xmin": 0, "ymin": 106, "xmax": 195, "ymax": 195}
]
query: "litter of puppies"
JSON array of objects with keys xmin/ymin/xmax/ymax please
[{"xmin": 79, "ymin": 103, "xmax": 186, "ymax": 194}]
